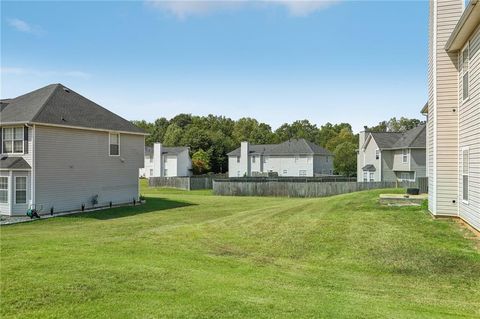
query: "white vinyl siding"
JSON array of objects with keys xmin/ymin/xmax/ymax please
[
  {"xmin": 462, "ymin": 148, "xmax": 469, "ymax": 203},
  {"xmin": 461, "ymin": 43, "xmax": 469, "ymax": 101},
  {"xmin": 458, "ymin": 27, "xmax": 480, "ymax": 230},
  {"xmin": 427, "ymin": 0, "xmax": 463, "ymax": 216}
]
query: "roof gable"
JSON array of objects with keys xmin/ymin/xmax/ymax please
[{"xmin": 1, "ymin": 84, "xmax": 146, "ymax": 134}]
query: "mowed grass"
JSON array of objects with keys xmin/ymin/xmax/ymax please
[{"xmin": 1, "ymin": 181, "xmax": 479, "ymax": 318}]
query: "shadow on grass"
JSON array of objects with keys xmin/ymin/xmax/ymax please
[{"xmin": 62, "ymin": 197, "xmax": 196, "ymax": 220}]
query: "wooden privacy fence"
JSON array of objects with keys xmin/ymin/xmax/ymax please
[
  {"xmin": 213, "ymin": 180, "xmax": 423, "ymax": 198},
  {"xmin": 149, "ymin": 174, "xmax": 227, "ymax": 191}
]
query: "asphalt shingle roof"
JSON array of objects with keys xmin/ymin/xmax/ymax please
[
  {"xmin": 0, "ymin": 157, "xmax": 31, "ymax": 169},
  {"xmin": 362, "ymin": 164, "xmax": 376, "ymax": 172},
  {"xmin": 369, "ymin": 124, "xmax": 426, "ymax": 150},
  {"xmin": 227, "ymin": 139, "xmax": 332, "ymax": 156},
  {"xmin": 0, "ymin": 84, "xmax": 145, "ymax": 134},
  {"xmin": 145, "ymin": 146, "xmax": 189, "ymax": 156}
]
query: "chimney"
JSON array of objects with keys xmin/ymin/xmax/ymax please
[
  {"xmin": 240, "ymin": 141, "xmax": 250, "ymax": 177},
  {"xmin": 153, "ymin": 143, "xmax": 163, "ymax": 177}
]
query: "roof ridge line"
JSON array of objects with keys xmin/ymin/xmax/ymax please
[{"xmin": 30, "ymin": 84, "xmax": 61, "ymax": 123}]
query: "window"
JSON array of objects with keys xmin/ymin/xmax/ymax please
[
  {"xmin": 462, "ymin": 148, "xmax": 469, "ymax": 203},
  {"xmin": 299, "ymin": 170, "xmax": 307, "ymax": 177},
  {"xmin": 149, "ymin": 155, "xmax": 153, "ymax": 163},
  {"xmin": 2, "ymin": 127, "xmax": 24, "ymax": 154},
  {"xmin": 326, "ymin": 156, "xmax": 329, "ymax": 163},
  {"xmin": 236, "ymin": 156, "xmax": 240, "ymax": 163},
  {"xmin": 283, "ymin": 170, "xmax": 288, "ymax": 175},
  {"xmin": 462, "ymin": 44, "xmax": 469, "ymax": 101},
  {"xmin": 375, "ymin": 149, "xmax": 380, "ymax": 160},
  {"xmin": 0, "ymin": 177, "xmax": 8, "ymax": 203},
  {"xmin": 149, "ymin": 169, "xmax": 153, "ymax": 176},
  {"xmin": 363, "ymin": 171, "xmax": 368, "ymax": 182},
  {"xmin": 15, "ymin": 176, "xmax": 26, "ymax": 204},
  {"xmin": 402, "ymin": 149, "xmax": 408, "ymax": 163},
  {"xmin": 109, "ymin": 133, "xmax": 120, "ymax": 156},
  {"xmin": 252, "ymin": 156, "xmax": 256, "ymax": 163},
  {"xmin": 369, "ymin": 172, "xmax": 374, "ymax": 182},
  {"xmin": 400, "ymin": 172, "xmax": 410, "ymax": 181}
]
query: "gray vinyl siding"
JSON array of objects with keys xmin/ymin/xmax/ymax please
[
  {"xmin": 34, "ymin": 125, "xmax": 144, "ymax": 213},
  {"xmin": 380, "ymin": 151, "xmax": 397, "ymax": 182},
  {"xmin": 359, "ymin": 137, "xmax": 381, "ymax": 181},
  {"xmin": 458, "ymin": 26, "xmax": 480, "ymax": 230},
  {"xmin": 411, "ymin": 149, "xmax": 427, "ymax": 179},
  {"xmin": 428, "ymin": 0, "xmax": 464, "ymax": 216},
  {"xmin": 392, "ymin": 149, "xmax": 410, "ymax": 172}
]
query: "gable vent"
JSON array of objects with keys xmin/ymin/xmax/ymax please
[{"xmin": 62, "ymin": 87, "xmax": 70, "ymax": 93}]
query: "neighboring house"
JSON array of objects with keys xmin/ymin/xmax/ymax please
[
  {"xmin": 227, "ymin": 139, "xmax": 333, "ymax": 178},
  {"xmin": 424, "ymin": 0, "xmax": 479, "ymax": 231},
  {"xmin": 140, "ymin": 143, "xmax": 192, "ymax": 178},
  {"xmin": 357, "ymin": 125, "xmax": 427, "ymax": 182},
  {"xmin": 0, "ymin": 84, "xmax": 146, "ymax": 216}
]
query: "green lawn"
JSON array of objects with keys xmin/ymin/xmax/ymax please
[{"xmin": 1, "ymin": 182, "xmax": 479, "ymax": 318}]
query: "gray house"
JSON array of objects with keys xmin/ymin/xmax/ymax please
[
  {"xmin": 0, "ymin": 84, "xmax": 146, "ymax": 216},
  {"xmin": 227, "ymin": 139, "xmax": 333, "ymax": 177},
  {"xmin": 357, "ymin": 124, "xmax": 426, "ymax": 182}
]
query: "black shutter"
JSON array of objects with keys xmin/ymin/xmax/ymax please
[
  {"xmin": 24, "ymin": 126, "xmax": 29, "ymax": 154},
  {"xmin": 0, "ymin": 128, "xmax": 2, "ymax": 154}
]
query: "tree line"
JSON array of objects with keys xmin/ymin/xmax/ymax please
[{"xmin": 132, "ymin": 115, "xmax": 423, "ymax": 177}]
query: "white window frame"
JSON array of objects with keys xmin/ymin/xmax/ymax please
[
  {"xmin": 375, "ymin": 149, "xmax": 380, "ymax": 160},
  {"xmin": 461, "ymin": 42, "xmax": 470, "ymax": 103},
  {"xmin": 14, "ymin": 176, "xmax": 27, "ymax": 204},
  {"xmin": 2, "ymin": 126, "xmax": 24, "ymax": 155},
  {"xmin": 462, "ymin": 147, "xmax": 469, "ymax": 204},
  {"xmin": 109, "ymin": 133, "xmax": 120, "ymax": 156},
  {"xmin": 252, "ymin": 156, "xmax": 256, "ymax": 163},
  {"xmin": 299, "ymin": 170, "xmax": 307, "ymax": 177},
  {"xmin": 363, "ymin": 171, "xmax": 368, "ymax": 182},
  {"xmin": 283, "ymin": 169, "xmax": 288, "ymax": 175},
  {"xmin": 369, "ymin": 172, "xmax": 374, "ymax": 182},
  {"xmin": 0, "ymin": 176, "xmax": 8, "ymax": 204},
  {"xmin": 402, "ymin": 149, "xmax": 409, "ymax": 164}
]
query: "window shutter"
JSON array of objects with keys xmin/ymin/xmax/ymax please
[
  {"xmin": 24, "ymin": 127, "xmax": 29, "ymax": 154},
  {"xmin": 0, "ymin": 128, "xmax": 2, "ymax": 154}
]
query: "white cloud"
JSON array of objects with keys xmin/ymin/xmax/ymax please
[
  {"xmin": 7, "ymin": 18, "xmax": 44, "ymax": 35},
  {"xmin": 1, "ymin": 67, "xmax": 91, "ymax": 79},
  {"xmin": 145, "ymin": 0, "xmax": 340, "ymax": 19}
]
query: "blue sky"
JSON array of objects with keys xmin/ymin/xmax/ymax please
[{"xmin": 1, "ymin": 1, "xmax": 429, "ymax": 132}]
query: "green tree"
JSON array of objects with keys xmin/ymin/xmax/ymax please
[
  {"xmin": 163, "ymin": 124, "xmax": 184, "ymax": 147},
  {"xmin": 275, "ymin": 120, "xmax": 318, "ymax": 142},
  {"xmin": 366, "ymin": 117, "xmax": 424, "ymax": 132},
  {"xmin": 333, "ymin": 142, "xmax": 357, "ymax": 176},
  {"xmin": 192, "ymin": 149, "xmax": 211, "ymax": 175},
  {"xmin": 232, "ymin": 118, "xmax": 275, "ymax": 144}
]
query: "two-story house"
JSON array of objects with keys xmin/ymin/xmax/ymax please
[
  {"xmin": 140, "ymin": 143, "xmax": 192, "ymax": 178},
  {"xmin": 357, "ymin": 124, "xmax": 426, "ymax": 182},
  {"xmin": 0, "ymin": 84, "xmax": 146, "ymax": 216},
  {"xmin": 227, "ymin": 139, "xmax": 333, "ymax": 178},
  {"xmin": 424, "ymin": 0, "xmax": 479, "ymax": 231}
]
